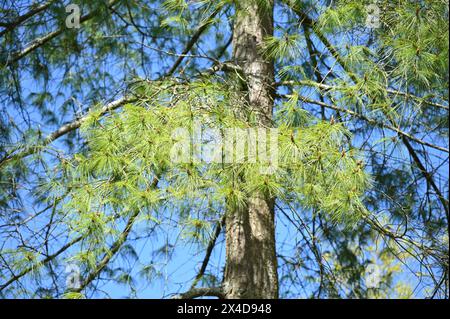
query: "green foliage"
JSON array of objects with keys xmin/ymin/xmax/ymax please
[
  {"xmin": 319, "ymin": 0, "xmax": 449, "ymax": 89},
  {"xmin": 0, "ymin": 0, "xmax": 447, "ymax": 299},
  {"xmin": 262, "ymin": 33, "xmax": 304, "ymax": 62},
  {"xmin": 57, "ymin": 78, "xmax": 369, "ymax": 238}
]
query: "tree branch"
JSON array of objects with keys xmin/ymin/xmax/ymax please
[
  {"xmin": 0, "ymin": 3, "xmax": 226, "ymax": 169},
  {"xmin": 72, "ymin": 212, "xmax": 138, "ymax": 293},
  {"xmin": 189, "ymin": 215, "xmax": 226, "ymax": 290},
  {"xmin": 283, "ymin": 94, "xmax": 449, "ymax": 154},
  {"xmin": 0, "ymin": 235, "xmax": 83, "ymax": 292},
  {"xmin": 4, "ymin": 0, "xmax": 120, "ymax": 65},
  {"xmin": 283, "ymin": 2, "xmax": 449, "ymax": 216},
  {"xmin": 277, "ymin": 80, "xmax": 449, "ymax": 112},
  {"xmin": 0, "ymin": 96, "xmax": 134, "ymax": 168},
  {"xmin": 72, "ymin": 178, "xmax": 158, "ymax": 294},
  {"xmin": 166, "ymin": 4, "xmax": 223, "ymax": 76},
  {"xmin": 172, "ymin": 287, "xmax": 224, "ymax": 299},
  {"xmin": 0, "ymin": 0, "xmax": 56, "ymax": 37}
]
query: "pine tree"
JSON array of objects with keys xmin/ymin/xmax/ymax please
[{"xmin": 0, "ymin": 0, "xmax": 448, "ymax": 299}]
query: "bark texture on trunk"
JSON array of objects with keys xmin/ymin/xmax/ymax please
[{"xmin": 223, "ymin": 0, "xmax": 278, "ymax": 299}]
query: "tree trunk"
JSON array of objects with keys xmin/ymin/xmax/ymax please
[{"xmin": 223, "ymin": 0, "xmax": 278, "ymax": 299}]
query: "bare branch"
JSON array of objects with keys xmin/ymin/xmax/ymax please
[{"xmin": 172, "ymin": 287, "xmax": 224, "ymax": 299}]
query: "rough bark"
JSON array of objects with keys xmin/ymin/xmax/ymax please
[{"xmin": 223, "ymin": 0, "xmax": 278, "ymax": 299}]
